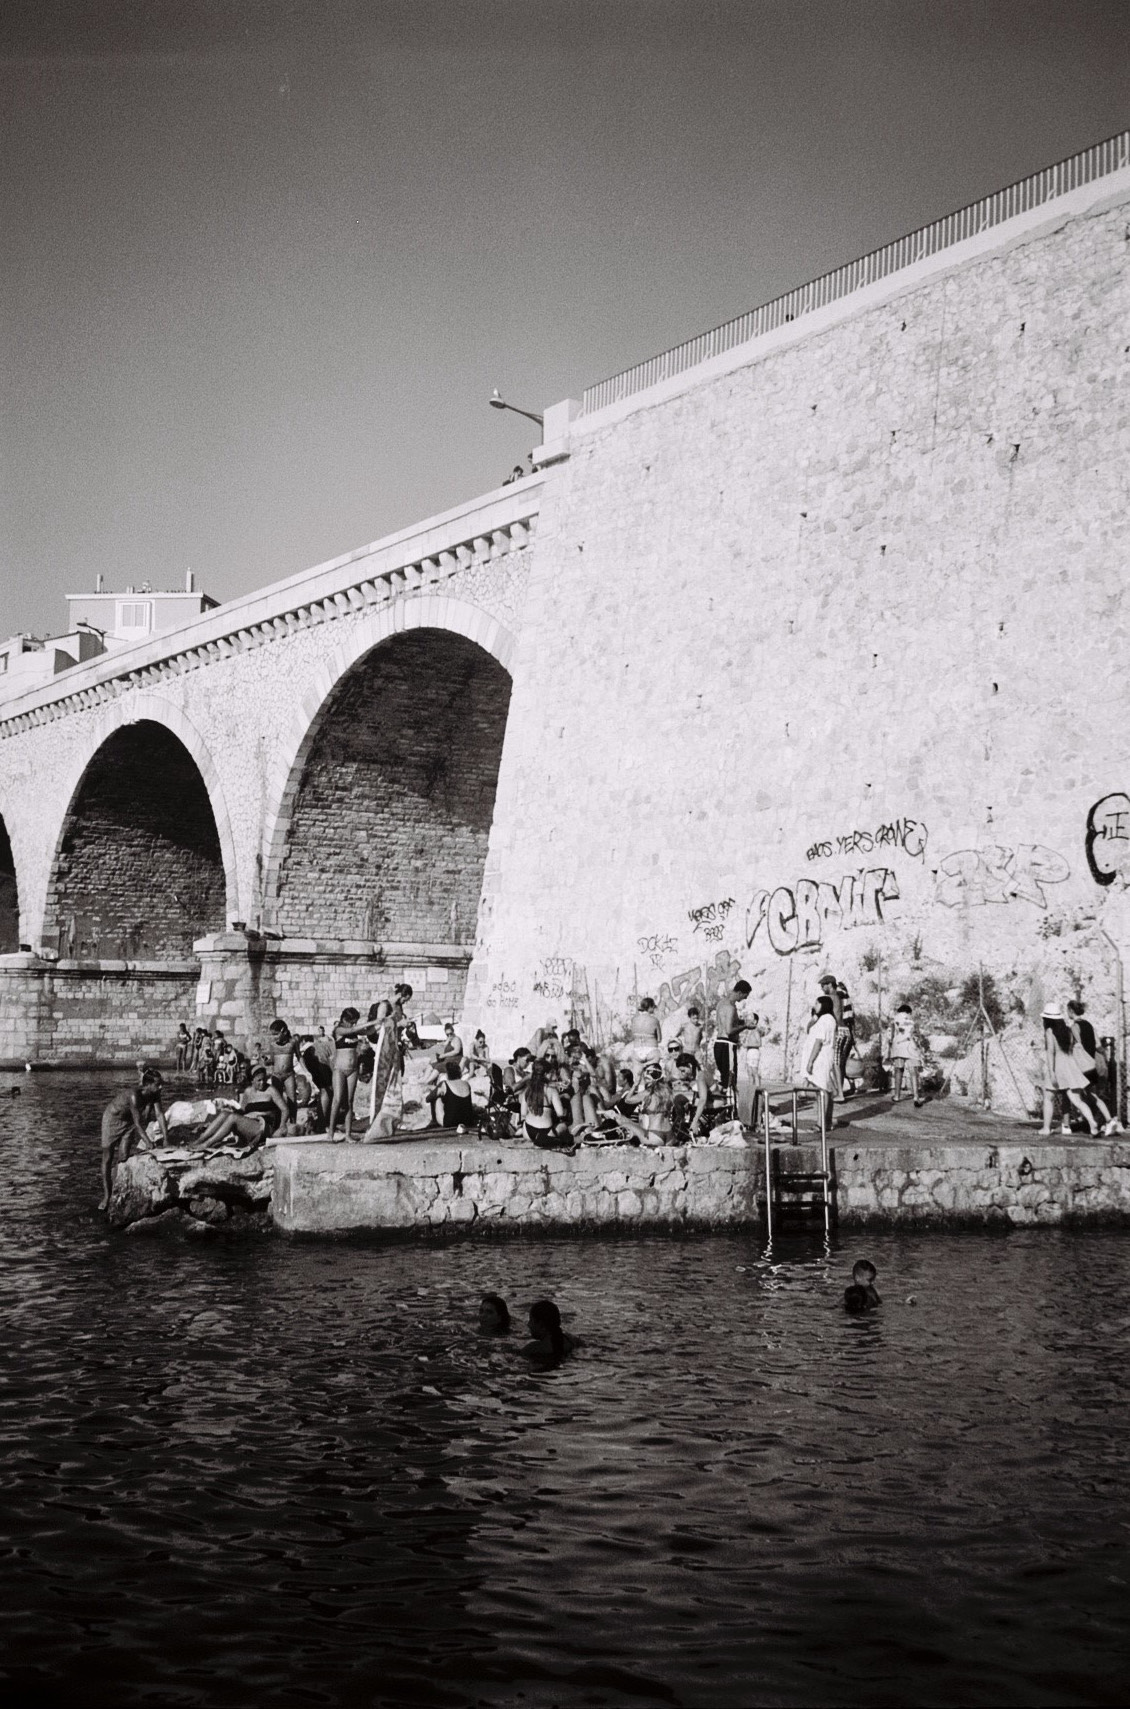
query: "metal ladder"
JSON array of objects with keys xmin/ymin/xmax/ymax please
[{"xmin": 761, "ymin": 1083, "xmax": 833, "ymax": 1240}]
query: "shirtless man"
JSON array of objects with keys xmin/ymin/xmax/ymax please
[
  {"xmin": 712, "ymin": 980, "xmax": 752, "ymax": 1095},
  {"xmin": 99, "ymin": 1070, "xmax": 168, "ymax": 1211}
]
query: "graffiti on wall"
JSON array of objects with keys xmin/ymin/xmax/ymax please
[
  {"xmin": 532, "ymin": 955, "xmax": 573, "ymax": 1002},
  {"xmin": 805, "ymin": 818, "xmax": 928, "ymax": 864},
  {"xmin": 1085, "ymin": 793, "xmax": 1130, "ymax": 887},
  {"xmin": 654, "ymin": 949, "xmax": 743, "ymax": 1024},
  {"xmin": 745, "ymin": 867, "xmax": 901, "ymax": 958},
  {"xmin": 687, "ymin": 897, "xmax": 736, "ymax": 940},
  {"xmin": 484, "ymin": 977, "xmax": 519, "ymax": 1011},
  {"xmin": 934, "ymin": 845, "xmax": 1069, "ymax": 909},
  {"xmin": 637, "ymin": 932, "xmax": 678, "ymax": 969}
]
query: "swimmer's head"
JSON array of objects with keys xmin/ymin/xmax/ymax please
[
  {"xmin": 479, "ymin": 1293, "xmax": 510, "ymax": 1332},
  {"xmin": 844, "ymin": 1285, "xmax": 869, "ymax": 1314},
  {"xmin": 852, "ymin": 1259, "xmax": 878, "ymax": 1285},
  {"xmin": 529, "ymin": 1299, "xmax": 562, "ymax": 1339}
]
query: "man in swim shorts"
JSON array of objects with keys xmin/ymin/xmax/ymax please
[{"xmin": 99, "ymin": 1069, "xmax": 168, "ymax": 1211}]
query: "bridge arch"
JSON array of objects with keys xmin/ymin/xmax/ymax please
[
  {"xmin": 261, "ymin": 596, "xmax": 515, "ymax": 947},
  {"xmin": 41, "ymin": 697, "xmax": 238, "ymax": 958},
  {"xmin": 0, "ymin": 809, "xmax": 20, "ymax": 952}
]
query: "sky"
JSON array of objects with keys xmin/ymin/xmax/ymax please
[{"xmin": 2, "ymin": 0, "xmax": 1129, "ymax": 639}]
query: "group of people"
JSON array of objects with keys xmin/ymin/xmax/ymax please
[
  {"xmin": 1038, "ymin": 1000, "xmax": 1122, "ymax": 1136},
  {"xmin": 421, "ymin": 997, "xmax": 762, "ymax": 1149},
  {"xmin": 478, "ymin": 1294, "xmax": 574, "ymax": 1368}
]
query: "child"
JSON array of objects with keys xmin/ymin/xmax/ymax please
[
  {"xmin": 852, "ymin": 1258, "xmax": 881, "ymax": 1306},
  {"xmin": 268, "ymin": 1018, "xmax": 299, "ymax": 1113},
  {"xmin": 886, "ymin": 1002, "xmax": 924, "ymax": 1107},
  {"xmin": 174, "ymin": 1022, "xmax": 192, "ymax": 1072}
]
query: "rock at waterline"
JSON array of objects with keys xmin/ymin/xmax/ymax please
[{"xmin": 108, "ymin": 1146, "xmax": 274, "ymax": 1232}]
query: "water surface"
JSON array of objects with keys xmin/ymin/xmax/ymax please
[{"xmin": 2, "ymin": 1071, "xmax": 1128, "ymax": 1707}]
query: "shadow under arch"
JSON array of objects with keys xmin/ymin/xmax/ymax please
[
  {"xmin": 41, "ymin": 698, "xmax": 239, "ymax": 957},
  {"xmin": 0, "ymin": 809, "xmax": 19, "ymax": 952},
  {"xmin": 261, "ymin": 596, "xmax": 516, "ymax": 944}
]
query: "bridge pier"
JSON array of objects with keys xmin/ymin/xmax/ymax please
[{"xmin": 194, "ymin": 935, "xmax": 474, "ymax": 1049}]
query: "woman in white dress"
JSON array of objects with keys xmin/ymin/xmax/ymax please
[{"xmin": 803, "ymin": 995, "xmax": 838, "ymax": 1136}]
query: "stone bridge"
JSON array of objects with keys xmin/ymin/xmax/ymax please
[
  {"xmin": 4, "ymin": 133, "xmax": 1130, "ymax": 1067},
  {"xmin": 0, "ymin": 477, "xmax": 542, "ymax": 1059}
]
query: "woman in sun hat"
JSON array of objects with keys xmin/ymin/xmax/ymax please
[{"xmin": 1039, "ymin": 1005, "xmax": 1101, "ymax": 1137}]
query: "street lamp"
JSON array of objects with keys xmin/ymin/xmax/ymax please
[{"xmin": 489, "ymin": 388, "xmax": 543, "ymax": 429}]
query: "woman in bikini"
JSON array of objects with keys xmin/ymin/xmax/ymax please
[
  {"xmin": 196, "ymin": 1066, "xmax": 288, "ymax": 1153},
  {"xmin": 268, "ymin": 1018, "xmax": 298, "ymax": 1121},
  {"xmin": 519, "ymin": 1059, "xmax": 569, "ymax": 1148},
  {"xmin": 327, "ymin": 1006, "xmax": 365, "ymax": 1142}
]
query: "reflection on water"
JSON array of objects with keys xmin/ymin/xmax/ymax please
[{"xmin": 1, "ymin": 1072, "xmax": 1128, "ymax": 1707}]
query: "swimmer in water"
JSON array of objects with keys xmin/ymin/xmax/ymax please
[
  {"xmin": 852, "ymin": 1258, "xmax": 881, "ymax": 1306},
  {"xmin": 843, "ymin": 1284, "xmax": 870, "ymax": 1314},
  {"xmin": 522, "ymin": 1299, "xmax": 574, "ymax": 1369},
  {"xmin": 478, "ymin": 1294, "xmax": 511, "ymax": 1334}
]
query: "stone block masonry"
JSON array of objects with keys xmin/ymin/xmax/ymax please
[
  {"xmin": 0, "ymin": 958, "xmax": 198, "ymax": 1066},
  {"xmin": 270, "ymin": 1136, "xmax": 1130, "ymax": 1235},
  {"xmin": 465, "ymin": 167, "xmax": 1130, "ymax": 1061}
]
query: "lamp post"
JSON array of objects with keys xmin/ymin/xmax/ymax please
[{"xmin": 488, "ymin": 388, "xmax": 543, "ymax": 429}]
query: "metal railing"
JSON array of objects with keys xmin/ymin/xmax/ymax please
[{"xmin": 582, "ymin": 129, "xmax": 1130, "ymax": 416}]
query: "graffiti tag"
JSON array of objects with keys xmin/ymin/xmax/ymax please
[
  {"xmin": 1085, "ymin": 793, "xmax": 1130, "ymax": 887},
  {"xmin": 806, "ymin": 818, "xmax": 928, "ymax": 863},
  {"xmin": 687, "ymin": 897, "xmax": 736, "ymax": 939},
  {"xmin": 637, "ymin": 932, "xmax": 678, "ymax": 969},
  {"xmin": 934, "ymin": 844, "xmax": 1069, "ymax": 909},
  {"xmin": 484, "ymin": 978, "xmax": 519, "ymax": 1011},
  {"xmin": 745, "ymin": 867, "xmax": 901, "ymax": 957}
]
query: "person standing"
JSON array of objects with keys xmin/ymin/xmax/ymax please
[
  {"xmin": 1066, "ymin": 999, "xmax": 1121, "ymax": 1134},
  {"xmin": 1039, "ymin": 1006, "xmax": 1100, "ymax": 1136},
  {"xmin": 803, "ymin": 995, "xmax": 838, "ymax": 1136},
  {"xmin": 712, "ymin": 979, "xmax": 752, "ymax": 1100},
  {"xmin": 885, "ymin": 1003, "xmax": 924, "ymax": 1107},
  {"xmin": 629, "ymin": 998, "xmax": 662, "ymax": 1067}
]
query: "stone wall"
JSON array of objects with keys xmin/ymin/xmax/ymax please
[
  {"xmin": 271, "ymin": 1137, "xmax": 762, "ymax": 1233},
  {"xmin": 0, "ymin": 957, "xmax": 198, "ymax": 1065},
  {"xmin": 465, "ymin": 181, "xmax": 1130, "ymax": 1063},
  {"xmin": 270, "ymin": 1135, "xmax": 1130, "ymax": 1234},
  {"xmin": 276, "ymin": 629, "xmax": 510, "ymax": 943}
]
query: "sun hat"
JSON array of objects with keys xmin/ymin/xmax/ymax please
[{"xmin": 1041, "ymin": 1004, "xmax": 1064, "ymax": 1019}]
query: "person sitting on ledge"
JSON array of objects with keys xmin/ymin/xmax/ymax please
[
  {"xmin": 852, "ymin": 1258, "xmax": 881, "ymax": 1306},
  {"xmin": 430, "ymin": 1058, "xmax": 477, "ymax": 1131},
  {"xmin": 196, "ymin": 1065, "xmax": 288, "ymax": 1154},
  {"xmin": 522, "ymin": 1299, "xmax": 574, "ymax": 1369},
  {"xmin": 478, "ymin": 1294, "xmax": 511, "ymax": 1334},
  {"xmin": 520, "ymin": 1059, "xmax": 569, "ymax": 1147},
  {"xmin": 99, "ymin": 1069, "xmax": 168, "ymax": 1211}
]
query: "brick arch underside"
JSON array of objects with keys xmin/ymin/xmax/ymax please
[
  {"xmin": 276, "ymin": 629, "xmax": 511, "ymax": 943},
  {"xmin": 0, "ymin": 814, "xmax": 17, "ymax": 952},
  {"xmin": 47, "ymin": 722, "xmax": 227, "ymax": 958}
]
